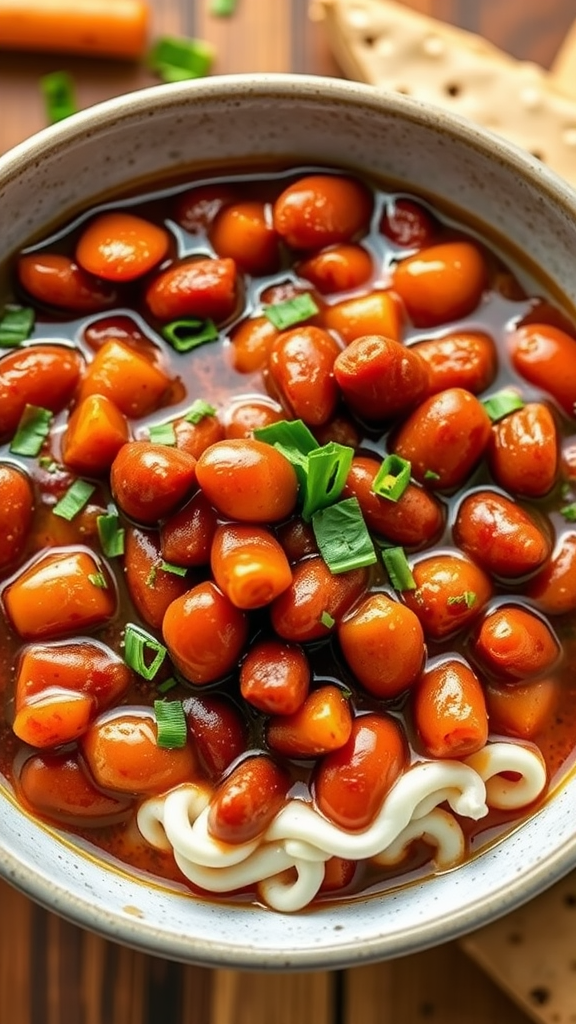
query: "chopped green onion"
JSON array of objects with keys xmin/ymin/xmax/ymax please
[
  {"xmin": 319, "ymin": 610, "xmax": 335, "ymax": 629},
  {"xmin": 254, "ymin": 418, "xmax": 318, "ymax": 489},
  {"xmin": 482, "ymin": 390, "xmax": 525, "ymax": 422},
  {"xmin": 10, "ymin": 405, "xmax": 52, "ymax": 457},
  {"xmin": 302, "ymin": 442, "xmax": 353, "ymax": 520},
  {"xmin": 52, "ymin": 479, "xmax": 95, "ymax": 521},
  {"xmin": 146, "ymin": 565, "xmax": 158, "ymax": 588},
  {"xmin": 560, "ymin": 503, "xmax": 576, "ymax": 522},
  {"xmin": 161, "ymin": 317, "xmax": 218, "ymax": 352},
  {"xmin": 447, "ymin": 591, "xmax": 477, "ymax": 608},
  {"xmin": 125, "ymin": 624, "xmax": 167, "ymax": 681},
  {"xmin": 149, "ymin": 421, "xmax": 177, "ymax": 446},
  {"xmin": 88, "ymin": 572, "xmax": 108, "ymax": 589},
  {"xmin": 157, "ymin": 677, "xmax": 179, "ymax": 694},
  {"xmin": 263, "ymin": 293, "xmax": 319, "ymax": 331},
  {"xmin": 0, "ymin": 306, "xmax": 34, "ymax": 348},
  {"xmin": 148, "ymin": 37, "xmax": 215, "ymax": 82},
  {"xmin": 424, "ymin": 469, "xmax": 441, "ymax": 482},
  {"xmin": 40, "ymin": 71, "xmax": 77, "ymax": 124},
  {"xmin": 154, "ymin": 699, "xmax": 188, "ymax": 749},
  {"xmin": 210, "ymin": 0, "xmax": 238, "ymax": 15},
  {"xmin": 160, "ymin": 560, "xmax": 188, "ymax": 577},
  {"xmin": 372, "ymin": 454, "xmax": 411, "ymax": 502},
  {"xmin": 312, "ymin": 497, "xmax": 377, "ymax": 574},
  {"xmin": 97, "ymin": 510, "xmax": 125, "ymax": 557},
  {"xmin": 382, "ymin": 546, "xmax": 416, "ymax": 591},
  {"xmin": 184, "ymin": 399, "xmax": 217, "ymax": 424},
  {"xmin": 38, "ymin": 456, "xmax": 59, "ymax": 473}
]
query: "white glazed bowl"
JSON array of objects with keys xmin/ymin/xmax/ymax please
[{"xmin": 2, "ymin": 74, "xmax": 576, "ymax": 969}]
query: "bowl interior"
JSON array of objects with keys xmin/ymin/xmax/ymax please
[{"xmin": 2, "ymin": 74, "xmax": 576, "ymax": 969}]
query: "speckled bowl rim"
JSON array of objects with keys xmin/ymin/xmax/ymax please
[{"xmin": 2, "ymin": 74, "xmax": 576, "ymax": 970}]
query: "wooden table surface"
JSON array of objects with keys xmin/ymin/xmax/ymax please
[{"xmin": 1, "ymin": 2, "xmax": 576, "ymax": 1022}]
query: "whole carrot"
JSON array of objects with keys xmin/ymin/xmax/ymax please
[{"xmin": 0, "ymin": 0, "xmax": 149, "ymax": 60}]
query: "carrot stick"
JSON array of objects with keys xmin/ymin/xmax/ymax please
[{"xmin": 0, "ymin": 0, "xmax": 149, "ymax": 60}]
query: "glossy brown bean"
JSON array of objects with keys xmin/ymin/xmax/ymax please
[
  {"xmin": 230, "ymin": 315, "xmax": 279, "ymax": 373},
  {"xmin": 182, "ymin": 693, "xmax": 247, "ymax": 779},
  {"xmin": 207, "ymin": 756, "xmax": 291, "ymax": 844},
  {"xmin": 338, "ymin": 593, "xmax": 425, "ymax": 699},
  {"xmin": 266, "ymin": 685, "xmax": 352, "ymax": 758},
  {"xmin": 17, "ymin": 253, "xmax": 117, "ymax": 313},
  {"xmin": 380, "ymin": 197, "xmax": 435, "ymax": 249},
  {"xmin": 210, "ymin": 200, "xmax": 280, "ymax": 275},
  {"xmin": 17, "ymin": 751, "xmax": 132, "ymax": 826},
  {"xmin": 392, "ymin": 387, "xmax": 492, "ymax": 489},
  {"xmin": 343, "ymin": 456, "xmax": 444, "ymax": 548},
  {"xmin": 402, "ymin": 553, "xmax": 493, "ymax": 640},
  {"xmin": 162, "ymin": 581, "xmax": 249, "ymax": 685},
  {"xmin": 392, "ymin": 241, "xmax": 487, "ymax": 327},
  {"xmin": 145, "ymin": 256, "xmax": 238, "ymax": 323},
  {"xmin": 322, "ymin": 291, "xmax": 403, "ymax": 345},
  {"xmin": 0, "ymin": 344, "xmax": 83, "ymax": 437},
  {"xmin": 333, "ymin": 334, "xmax": 429, "ymax": 422},
  {"xmin": 110, "ymin": 442, "xmax": 197, "ymax": 525},
  {"xmin": 0, "ymin": 464, "xmax": 34, "ymax": 569},
  {"xmin": 509, "ymin": 323, "xmax": 576, "ymax": 417},
  {"xmin": 313, "ymin": 714, "xmax": 408, "ymax": 830},
  {"xmin": 485, "ymin": 678, "xmax": 559, "ymax": 740},
  {"xmin": 526, "ymin": 532, "xmax": 576, "ymax": 614},
  {"xmin": 240, "ymin": 639, "xmax": 310, "ymax": 716},
  {"xmin": 172, "ymin": 412, "xmax": 225, "ymax": 459},
  {"xmin": 275, "ymin": 518, "xmax": 318, "ymax": 563},
  {"xmin": 296, "ymin": 243, "xmax": 373, "ymax": 294},
  {"xmin": 413, "ymin": 331, "xmax": 497, "ymax": 395},
  {"xmin": 270, "ymin": 555, "xmax": 369, "ymax": 642},
  {"xmin": 210, "ymin": 523, "xmax": 292, "ymax": 609},
  {"xmin": 273, "ymin": 174, "xmax": 373, "ymax": 249},
  {"xmin": 474, "ymin": 605, "xmax": 560, "ymax": 680},
  {"xmin": 412, "ymin": 659, "xmax": 488, "ymax": 758},
  {"xmin": 453, "ymin": 490, "xmax": 551, "ymax": 578},
  {"xmin": 221, "ymin": 397, "xmax": 284, "ymax": 439},
  {"xmin": 487, "ymin": 402, "xmax": 558, "ymax": 497},
  {"xmin": 195, "ymin": 439, "xmax": 298, "ymax": 523},
  {"xmin": 268, "ymin": 326, "xmax": 341, "ymax": 427},
  {"xmin": 159, "ymin": 491, "xmax": 218, "ymax": 567},
  {"xmin": 124, "ymin": 526, "xmax": 191, "ymax": 630}
]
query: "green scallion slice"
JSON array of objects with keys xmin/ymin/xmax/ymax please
[
  {"xmin": 9, "ymin": 405, "xmax": 52, "ymax": 457},
  {"xmin": 149, "ymin": 421, "xmax": 177, "ymax": 446},
  {"xmin": 263, "ymin": 293, "xmax": 319, "ymax": 331},
  {"xmin": 148, "ymin": 37, "xmax": 215, "ymax": 82},
  {"xmin": 382, "ymin": 546, "xmax": 416, "ymax": 591},
  {"xmin": 424, "ymin": 469, "xmax": 441, "ymax": 482},
  {"xmin": 372, "ymin": 454, "xmax": 411, "ymax": 502},
  {"xmin": 52, "ymin": 479, "xmax": 95, "ymax": 521},
  {"xmin": 0, "ymin": 306, "xmax": 34, "ymax": 348},
  {"xmin": 210, "ymin": 0, "xmax": 238, "ymax": 15},
  {"xmin": 97, "ymin": 510, "xmax": 125, "ymax": 557},
  {"xmin": 160, "ymin": 560, "xmax": 188, "ymax": 577},
  {"xmin": 447, "ymin": 590, "xmax": 477, "ymax": 608},
  {"xmin": 561, "ymin": 503, "xmax": 576, "ymax": 522},
  {"xmin": 319, "ymin": 610, "xmax": 335, "ymax": 629},
  {"xmin": 124, "ymin": 624, "xmax": 167, "ymax": 681},
  {"xmin": 161, "ymin": 317, "xmax": 219, "ymax": 352},
  {"xmin": 302, "ymin": 442, "xmax": 353, "ymax": 521},
  {"xmin": 157, "ymin": 677, "xmax": 179, "ymax": 694},
  {"xmin": 40, "ymin": 71, "xmax": 77, "ymax": 124},
  {"xmin": 88, "ymin": 572, "xmax": 108, "ymax": 589},
  {"xmin": 254, "ymin": 417, "xmax": 318, "ymax": 489},
  {"xmin": 482, "ymin": 389, "xmax": 525, "ymax": 422},
  {"xmin": 154, "ymin": 699, "xmax": 188, "ymax": 749},
  {"xmin": 312, "ymin": 497, "xmax": 377, "ymax": 574},
  {"xmin": 184, "ymin": 399, "xmax": 217, "ymax": 424}
]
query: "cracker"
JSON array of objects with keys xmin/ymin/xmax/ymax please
[{"xmin": 315, "ymin": 0, "xmax": 576, "ymax": 184}]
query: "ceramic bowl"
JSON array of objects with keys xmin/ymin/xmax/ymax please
[{"xmin": 2, "ymin": 74, "xmax": 576, "ymax": 969}]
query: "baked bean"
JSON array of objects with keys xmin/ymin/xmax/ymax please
[
  {"xmin": 275, "ymin": 518, "xmax": 318, "ymax": 563},
  {"xmin": 18, "ymin": 752, "xmax": 132, "ymax": 825},
  {"xmin": 414, "ymin": 331, "xmax": 497, "ymax": 395},
  {"xmin": 0, "ymin": 464, "xmax": 34, "ymax": 569},
  {"xmin": 172, "ymin": 411, "xmax": 225, "ymax": 459},
  {"xmin": 380, "ymin": 197, "xmax": 435, "ymax": 249},
  {"xmin": 509, "ymin": 323, "xmax": 576, "ymax": 417},
  {"xmin": 210, "ymin": 523, "xmax": 292, "ymax": 609},
  {"xmin": 268, "ymin": 326, "xmax": 342, "ymax": 427},
  {"xmin": 402, "ymin": 553, "xmax": 492, "ymax": 640},
  {"xmin": 17, "ymin": 253, "xmax": 117, "ymax": 313},
  {"xmin": 322, "ymin": 290, "xmax": 403, "ymax": 344},
  {"xmin": 124, "ymin": 526, "xmax": 191, "ymax": 630},
  {"xmin": 160, "ymin": 491, "xmax": 218, "ymax": 567},
  {"xmin": 270, "ymin": 555, "xmax": 369, "ymax": 642},
  {"xmin": 0, "ymin": 343, "xmax": 83, "ymax": 437},
  {"xmin": 266, "ymin": 685, "xmax": 352, "ymax": 758},
  {"xmin": 145, "ymin": 257, "xmax": 238, "ymax": 323},
  {"xmin": 392, "ymin": 241, "xmax": 488, "ymax": 327},
  {"xmin": 526, "ymin": 532, "xmax": 576, "ymax": 614},
  {"xmin": 222, "ymin": 397, "xmax": 284, "ymax": 439},
  {"xmin": 333, "ymin": 334, "xmax": 429, "ymax": 422},
  {"xmin": 313, "ymin": 714, "xmax": 407, "ymax": 830},
  {"xmin": 485, "ymin": 678, "xmax": 559, "ymax": 740},
  {"xmin": 474, "ymin": 606, "xmax": 560, "ymax": 680},
  {"xmin": 76, "ymin": 212, "xmax": 170, "ymax": 282},
  {"xmin": 487, "ymin": 402, "xmax": 558, "ymax": 497},
  {"xmin": 273, "ymin": 174, "xmax": 373, "ymax": 249},
  {"xmin": 182, "ymin": 693, "xmax": 247, "ymax": 779},
  {"xmin": 344, "ymin": 456, "xmax": 444, "ymax": 548},
  {"xmin": 173, "ymin": 183, "xmax": 237, "ymax": 233},
  {"xmin": 453, "ymin": 490, "xmax": 551, "ymax": 578},
  {"xmin": 297, "ymin": 243, "xmax": 373, "ymax": 294},
  {"xmin": 195, "ymin": 438, "xmax": 298, "ymax": 522},
  {"xmin": 240, "ymin": 639, "xmax": 310, "ymax": 715},
  {"xmin": 338, "ymin": 593, "xmax": 425, "ymax": 699},
  {"xmin": 392, "ymin": 387, "xmax": 492, "ymax": 489},
  {"xmin": 412, "ymin": 659, "xmax": 488, "ymax": 758},
  {"xmin": 210, "ymin": 201, "xmax": 280, "ymax": 275},
  {"xmin": 207, "ymin": 756, "xmax": 291, "ymax": 844},
  {"xmin": 230, "ymin": 315, "xmax": 280, "ymax": 373},
  {"xmin": 111, "ymin": 442, "xmax": 197, "ymax": 524},
  {"xmin": 162, "ymin": 581, "xmax": 249, "ymax": 685}
]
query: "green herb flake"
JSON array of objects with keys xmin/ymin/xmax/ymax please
[
  {"xmin": 372, "ymin": 454, "xmax": 411, "ymax": 502},
  {"xmin": 97, "ymin": 511, "xmax": 125, "ymax": 558},
  {"xmin": 154, "ymin": 699, "xmax": 188, "ymax": 749},
  {"xmin": 88, "ymin": 572, "xmax": 108, "ymax": 589},
  {"xmin": 210, "ymin": 0, "xmax": 238, "ymax": 15},
  {"xmin": 157, "ymin": 677, "xmax": 179, "ymax": 694},
  {"xmin": 424, "ymin": 469, "xmax": 441, "ymax": 482},
  {"xmin": 302, "ymin": 442, "xmax": 354, "ymax": 520},
  {"xmin": 160, "ymin": 560, "xmax": 188, "ymax": 577},
  {"xmin": 124, "ymin": 624, "xmax": 167, "ymax": 681},
  {"xmin": 52, "ymin": 479, "xmax": 95, "ymax": 521},
  {"xmin": 482, "ymin": 389, "xmax": 525, "ymax": 423},
  {"xmin": 148, "ymin": 37, "xmax": 215, "ymax": 82},
  {"xmin": 447, "ymin": 590, "xmax": 477, "ymax": 608},
  {"xmin": 0, "ymin": 306, "xmax": 34, "ymax": 348},
  {"xmin": 146, "ymin": 565, "xmax": 158, "ymax": 589},
  {"xmin": 561, "ymin": 503, "xmax": 576, "ymax": 522},
  {"xmin": 9, "ymin": 405, "xmax": 53, "ymax": 457},
  {"xmin": 312, "ymin": 497, "xmax": 377, "ymax": 575},
  {"xmin": 319, "ymin": 610, "xmax": 335, "ymax": 629},
  {"xmin": 149, "ymin": 421, "xmax": 177, "ymax": 446},
  {"xmin": 161, "ymin": 317, "xmax": 219, "ymax": 352},
  {"xmin": 184, "ymin": 399, "xmax": 217, "ymax": 424},
  {"xmin": 41, "ymin": 71, "xmax": 77, "ymax": 124},
  {"xmin": 263, "ymin": 293, "xmax": 319, "ymax": 331},
  {"xmin": 382, "ymin": 546, "xmax": 416, "ymax": 592}
]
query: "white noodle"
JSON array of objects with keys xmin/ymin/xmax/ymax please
[{"xmin": 135, "ymin": 741, "xmax": 548, "ymax": 912}]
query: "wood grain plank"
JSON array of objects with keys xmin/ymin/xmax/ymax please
[
  {"xmin": 196, "ymin": 0, "xmax": 293, "ymax": 74},
  {"xmin": 209, "ymin": 969, "xmax": 334, "ymax": 1024},
  {"xmin": 0, "ymin": 884, "xmax": 32, "ymax": 1024}
]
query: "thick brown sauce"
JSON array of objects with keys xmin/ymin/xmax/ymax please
[{"xmin": 2, "ymin": 164, "xmax": 576, "ymax": 908}]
